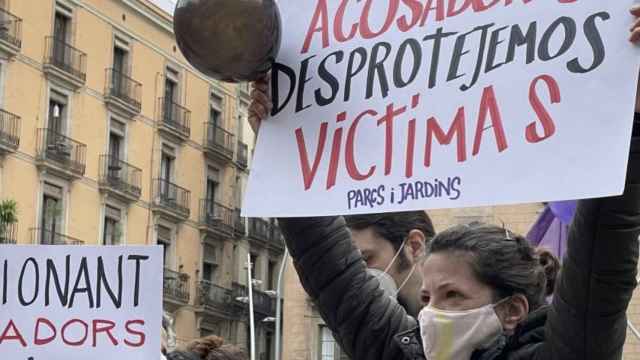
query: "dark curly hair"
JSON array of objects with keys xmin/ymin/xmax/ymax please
[
  {"xmin": 426, "ymin": 223, "xmax": 559, "ymax": 310},
  {"xmin": 168, "ymin": 335, "xmax": 247, "ymax": 360}
]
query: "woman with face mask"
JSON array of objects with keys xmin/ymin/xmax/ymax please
[
  {"xmin": 413, "ymin": 227, "xmax": 563, "ymax": 359},
  {"xmin": 276, "ymin": 122, "xmax": 640, "ymax": 360},
  {"xmin": 250, "ymin": 8, "xmax": 640, "ymax": 359}
]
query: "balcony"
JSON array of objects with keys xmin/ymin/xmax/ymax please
[
  {"xmin": 36, "ymin": 128, "xmax": 86, "ymax": 180},
  {"xmin": 203, "ymin": 122, "xmax": 234, "ymax": 163},
  {"xmin": 164, "ymin": 268, "xmax": 190, "ymax": 305},
  {"xmin": 269, "ymin": 224, "xmax": 285, "ymax": 250},
  {"xmin": 0, "ymin": 109, "xmax": 20, "ymax": 155},
  {"xmin": 197, "ymin": 280, "xmax": 236, "ymax": 315},
  {"xmin": 236, "ymin": 141, "xmax": 248, "ymax": 170},
  {"xmin": 0, "ymin": 222, "xmax": 17, "ymax": 244},
  {"xmin": 31, "ymin": 228, "xmax": 84, "ymax": 245},
  {"xmin": 158, "ymin": 98, "xmax": 190, "ymax": 142},
  {"xmin": 234, "ymin": 208, "xmax": 245, "ymax": 237},
  {"xmin": 98, "ymin": 155, "xmax": 142, "ymax": 202},
  {"xmin": 104, "ymin": 68, "xmax": 142, "ymax": 118},
  {"xmin": 43, "ymin": 36, "xmax": 86, "ymax": 90},
  {"xmin": 152, "ymin": 179, "xmax": 190, "ymax": 222},
  {"xmin": 249, "ymin": 218, "xmax": 270, "ymax": 244},
  {"xmin": 0, "ymin": 8, "xmax": 22, "ymax": 57},
  {"xmin": 199, "ymin": 199, "xmax": 234, "ymax": 237},
  {"xmin": 232, "ymin": 282, "xmax": 275, "ymax": 317}
]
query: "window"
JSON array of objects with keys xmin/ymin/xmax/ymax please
[
  {"xmin": 210, "ymin": 93, "xmax": 223, "ymax": 126},
  {"xmin": 163, "ymin": 67, "xmax": 180, "ymax": 123},
  {"xmin": 53, "ymin": 4, "xmax": 72, "ymax": 65},
  {"xmin": 53, "ymin": 10, "xmax": 71, "ymax": 42},
  {"xmin": 267, "ymin": 261, "xmax": 277, "ymax": 291},
  {"xmin": 157, "ymin": 225, "xmax": 173, "ymax": 268},
  {"xmin": 40, "ymin": 183, "xmax": 64, "ymax": 244},
  {"xmin": 235, "ymin": 176, "xmax": 242, "ymax": 209},
  {"xmin": 113, "ymin": 45, "xmax": 128, "ymax": 74},
  {"xmin": 103, "ymin": 205, "xmax": 122, "ymax": 245},
  {"xmin": 112, "ymin": 46, "xmax": 128, "ymax": 96},
  {"xmin": 48, "ymin": 90, "xmax": 68, "ymax": 134},
  {"xmin": 265, "ymin": 331, "xmax": 274, "ymax": 360},
  {"xmin": 232, "ymin": 244, "xmax": 239, "ymax": 282},
  {"xmin": 202, "ymin": 243, "xmax": 218, "ymax": 283},
  {"xmin": 109, "ymin": 133, "xmax": 122, "ymax": 160},
  {"xmin": 318, "ymin": 326, "xmax": 346, "ymax": 360},
  {"xmin": 208, "ymin": 93, "xmax": 224, "ymax": 145},
  {"xmin": 238, "ymin": 100, "xmax": 249, "ymax": 140},
  {"xmin": 160, "ymin": 145, "xmax": 175, "ymax": 182},
  {"xmin": 206, "ymin": 167, "xmax": 219, "ymax": 203},
  {"xmin": 109, "ymin": 119, "xmax": 126, "ymax": 158},
  {"xmin": 250, "ymin": 253, "xmax": 258, "ymax": 281}
]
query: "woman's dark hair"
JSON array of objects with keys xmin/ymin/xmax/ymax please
[
  {"xmin": 425, "ymin": 223, "xmax": 560, "ymax": 310},
  {"xmin": 168, "ymin": 335, "xmax": 247, "ymax": 360},
  {"xmin": 344, "ymin": 211, "xmax": 436, "ymax": 270}
]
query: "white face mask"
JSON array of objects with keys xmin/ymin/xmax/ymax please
[
  {"xmin": 417, "ymin": 299, "xmax": 508, "ymax": 360},
  {"xmin": 367, "ymin": 238, "xmax": 417, "ymax": 299}
]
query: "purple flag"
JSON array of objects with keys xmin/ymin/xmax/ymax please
[{"xmin": 526, "ymin": 201, "xmax": 577, "ymax": 262}]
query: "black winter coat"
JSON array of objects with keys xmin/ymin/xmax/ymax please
[{"xmin": 279, "ymin": 123, "xmax": 640, "ymax": 360}]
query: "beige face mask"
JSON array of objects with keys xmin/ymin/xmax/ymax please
[{"xmin": 417, "ymin": 299, "xmax": 508, "ymax": 360}]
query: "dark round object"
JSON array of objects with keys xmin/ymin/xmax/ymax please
[{"xmin": 173, "ymin": 0, "xmax": 281, "ymax": 82}]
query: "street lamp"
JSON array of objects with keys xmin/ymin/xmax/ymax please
[
  {"xmin": 274, "ymin": 247, "xmax": 289, "ymax": 360},
  {"xmin": 246, "ymin": 254, "xmax": 256, "ymax": 360},
  {"xmin": 240, "ymin": 247, "xmax": 289, "ymax": 360},
  {"xmin": 235, "ymin": 296, "xmax": 250, "ymax": 304}
]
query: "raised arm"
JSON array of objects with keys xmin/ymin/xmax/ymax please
[
  {"xmin": 540, "ymin": 115, "xmax": 640, "ymax": 359},
  {"xmin": 278, "ymin": 216, "xmax": 417, "ymax": 360}
]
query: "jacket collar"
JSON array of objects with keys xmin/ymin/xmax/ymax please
[{"xmin": 394, "ymin": 327, "xmax": 425, "ymax": 360}]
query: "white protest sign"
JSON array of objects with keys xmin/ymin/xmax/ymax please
[
  {"xmin": 0, "ymin": 246, "xmax": 162, "ymax": 360},
  {"xmin": 244, "ymin": 0, "xmax": 640, "ymax": 217}
]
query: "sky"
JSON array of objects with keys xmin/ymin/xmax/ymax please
[{"xmin": 148, "ymin": 0, "xmax": 176, "ymax": 15}]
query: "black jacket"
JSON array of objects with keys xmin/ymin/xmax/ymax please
[{"xmin": 279, "ymin": 125, "xmax": 640, "ymax": 360}]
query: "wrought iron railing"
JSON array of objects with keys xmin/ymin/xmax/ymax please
[
  {"xmin": 198, "ymin": 280, "xmax": 234, "ymax": 309},
  {"xmin": 0, "ymin": 8, "xmax": 22, "ymax": 48},
  {"xmin": 44, "ymin": 36, "xmax": 86, "ymax": 81},
  {"xmin": 31, "ymin": 228, "xmax": 84, "ymax": 245},
  {"xmin": 232, "ymin": 282, "xmax": 275, "ymax": 316},
  {"xmin": 99, "ymin": 155, "xmax": 142, "ymax": 199},
  {"xmin": 153, "ymin": 179, "xmax": 191, "ymax": 217},
  {"xmin": 159, "ymin": 98, "xmax": 191, "ymax": 138},
  {"xmin": 105, "ymin": 68, "xmax": 142, "ymax": 112},
  {"xmin": 270, "ymin": 224, "xmax": 285, "ymax": 246},
  {"xmin": 237, "ymin": 141, "xmax": 248, "ymax": 168},
  {"xmin": 164, "ymin": 268, "xmax": 190, "ymax": 304},
  {"xmin": 199, "ymin": 199, "xmax": 234, "ymax": 231},
  {"xmin": 0, "ymin": 108, "xmax": 20, "ymax": 151},
  {"xmin": 234, "ymin": 208, "xmax": 245, "ymax": 236},
  {"xmin": 36, "ymin": 128, "xmax": 87, "ymax": 176},
  {"xmin": 0, "ymin": 222, "xmax": 16, "ymax": 244},
  {"xmin": 249, "ymin": 218, "xmax": 270, "ymax": 242},
  {"xmin": 204, "ymin": 122, "xmax": 234, "ymax": 158}
]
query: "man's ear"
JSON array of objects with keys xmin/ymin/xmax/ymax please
[
  {"xmin": 496, "ymin": 294, "xmax": 529, "ymax": 334},
  {"xmin": 405, "ymin": 229, "xmax": 426, "ymax": 264}
]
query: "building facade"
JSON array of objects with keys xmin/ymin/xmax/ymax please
[
  {"xmin": 0, "ymin": 0, "xmax": 284, "ymax": 358},
  {"xmin": 282, "ymin": 204, "xmax": 640, "ymax": 360}
]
